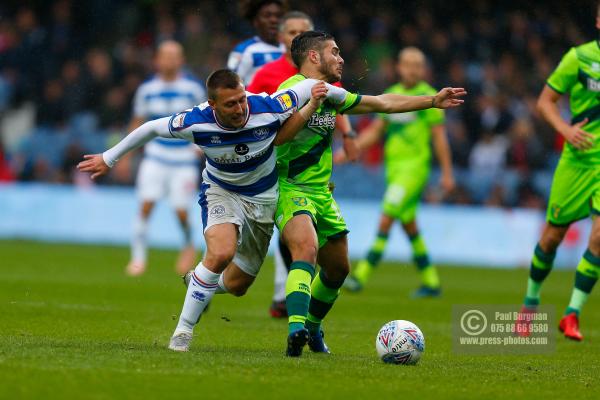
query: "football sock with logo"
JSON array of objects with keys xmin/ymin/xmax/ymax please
[
  {"xmin": 131, "ymin": 215, "xmax": 148, "ymax": 264},
  {"xmin": 286, "ymin": 261, "xmax": 315, "ymax": 334},
  {"xmin": 524, "ymin": 244, "xmax": 556, "ymax": 307},
  {"xmin": 175, "ymin": 262, "xmax": 219, "ymax": 334},
  {"xmin": 565, "ymin": 249, "xmax": 600, "ymax": 316},
  {"xmin": 353, "ymin": 232, "xmax": 388, "ymax": 284},
  {"xmin": 306, "ymin": 270, "xmax": 344, "ymax": 334},
  {"xmin": 409, "ymin": 232, "xmax": 439, "ymax": 288}
]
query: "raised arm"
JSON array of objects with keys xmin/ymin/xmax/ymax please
[
  {"xmin": 346, "ymin": 87, "xmax": 466, "ymax": 115},
  {"xmin": 77, "ymin": 116, "xmax": 191, "ymax": 179}
]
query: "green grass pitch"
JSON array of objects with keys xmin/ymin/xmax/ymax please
[{"xmin": 1, "ymin": 240, "xmax": 599, "ymax": 399}]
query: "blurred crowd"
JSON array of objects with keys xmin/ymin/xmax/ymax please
[{"xmin": 0, "ymin": 0, "xmax": 597, "ymax": 208}]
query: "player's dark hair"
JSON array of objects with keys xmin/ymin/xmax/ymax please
[
  {"xmin": 206, "ymin": 69, "xmax": 243, "ymax": 100},
  {"xmin": 240, "ymin": 0, "xmax": 288, "ymax": 21},
  {"xmin": 279, "ymin": 11, "xmax": 314, "ymax": 32},
  {"xmin": 291, "ymin": 31, "xmax": 335, "ymax": 68}
]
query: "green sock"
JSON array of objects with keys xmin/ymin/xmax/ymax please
[
  {"xmin": 286, "ymin": 261, "xmax": 315, "ymax": 334},
  {"xmin": 565, "ymin": 249, "xmax": 600, "ymax": 316},
  {"xmin": 409, "ymin": 232, "xmax": 439, "ymax": 288},
  {"xmin": 353, "ymin": 232, "xmax": 388, "ymax": 285},
  {"xmin": 306, "ymin": 271, "xmax": 343, "ymax": 334},
  {"xmin": 524, "ymin": 244, "xmax": 556, "ymax": 306}
]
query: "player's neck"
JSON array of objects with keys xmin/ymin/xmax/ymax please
[
  {"xmin": 160, "ymin": 72, "xmax": 179, "ymax": 82},
  {"xmin": 298, "ymin": 67, "xmax": 329, "ymax": 83},
  {"xmin": 259, "ymin": 34, "xmax": 278, "ymax": 46},
  {"xmin": 402, "ymin": 80, "xmax": 419, "ymax": 89}
]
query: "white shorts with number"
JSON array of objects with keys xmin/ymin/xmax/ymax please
[
  {"xmin": 199, "ymin": 183, "xmax": 276, "ymax": 277},
  {"xmin": 136, "ymin": 157, "xmax": 199, "ymax": 209}
]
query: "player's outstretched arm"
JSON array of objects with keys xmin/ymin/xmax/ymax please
[
  {"xmin": 538, "ymin": 85, "xmax": 593, "ymax": 150},
  {"xmin": 346, "ymin": 87, "xmax": 466, "ymax": 115},
  {"xmin": 77, "ymin": 117, "xmax": 184, "ymax": 179},
  {"xmin": 274, "ymin": 82, "xmax": 328, "ymax": 145}
]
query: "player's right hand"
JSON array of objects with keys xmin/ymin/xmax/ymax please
[
  {"xmin": 77, "ymin": 154, "xmax": 110, "ymax": 180},
  {"xmin": 310, "ymin": 81, "xmax": 328, "ymax": 103},
  {"xmin": 563, "ymin": 118, "xmax": 594, "ymax": 150}
]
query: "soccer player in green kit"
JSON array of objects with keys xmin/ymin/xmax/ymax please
[
  {"xmin": 517, "ymin": 3, "xmax": 600, "ymax": 342},
  {"xmin": 338, "ymin": 47, "xmax": 455, "ymax": 297},
  {"xmin": 277, "ymin": 31, "xmax": 466, "ymax": 356}
]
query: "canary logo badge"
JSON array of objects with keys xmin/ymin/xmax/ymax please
[
  {"xmin": 276, "ymin": 93, "xmax": 293, "ymax": 110},
  {"xmin": 292, "ymin": 197, "xmax": 308, "ymax": 207}
]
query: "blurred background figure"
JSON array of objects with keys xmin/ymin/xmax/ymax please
[
  {"xmin": 338, "ymin": 47, "xmax": 454, "ymax": 297},
  {"xmin": 123, "ymin": 40, "xmax": 206, "ymax": 276}
]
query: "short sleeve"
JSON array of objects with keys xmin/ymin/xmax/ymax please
[
  {"xmin": 167, "ymin": 107, "xmax": 203, "ymax": 140},
  {"xmin": 547, "ymin": 48, "xmax": 578, "ymax": 94},
  {"xmin": 338, "ymin": 92, "xmax": 362, "ymax": 114}
]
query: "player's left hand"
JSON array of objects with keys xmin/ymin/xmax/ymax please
[
  {"xmin": 77, "ymin": 154, "xmax": 110, "ymax": 180},
  {"xmin": 439, "ymin": 172, "xmax": 455, "ymax": 194},
  {"xmin": 433, "ymin": 88, "xmax": 467, "ymax": 109},
  {"xmin": 342, "ymin": 136, "xmax": 360, "ymax": 162}
]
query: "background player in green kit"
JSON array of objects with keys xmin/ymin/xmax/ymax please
[
  {"xmin": 517, "ymin": 5, "xmax": 600, "ymax": 342},
  {"xmin": 277, "ymin": 31, "xmax": 466, "ymax": 356},
  {"xmin": 338, "ymin": 47, "xmax": 455, "ymax": 297}
]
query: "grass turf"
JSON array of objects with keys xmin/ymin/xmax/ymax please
[{"xmin": 0, "ymin": 240, "xmax": 599, "ymax": 399}]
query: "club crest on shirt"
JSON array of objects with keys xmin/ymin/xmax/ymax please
[
  {"xmin": 253, "ymin": 127, "xmax": 270, "ymax": 140},
  {"xmin": 275, "ymin": 93, "xmax": 293, "ymax": 110}
]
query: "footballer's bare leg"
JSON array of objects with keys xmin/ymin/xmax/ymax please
[
  {"xmin": 281, "ymin": 214, "xmax": 319, "ymax": 356},
  {"xmin": 174, "ymin": 208, "xmax": 198, "ymax": 275},
  {"xmin": 170, "ymin": 223, "xmax": 238, "ymax": 352},
  {"xmin": 126, "ymin": 200, "xmax": 155, "ymax": 276}
]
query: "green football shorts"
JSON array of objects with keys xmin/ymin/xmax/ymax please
[
  {"xmin": 546, "ymin": 159, "xmax": 600, "ymax": 225},
  {"xmin": 382, "ymin": 167, "xmax": 429, "ymax": 223},
  {"xmin": 276, "ymin": 181, "xmax": 348, "ymax": 248}
]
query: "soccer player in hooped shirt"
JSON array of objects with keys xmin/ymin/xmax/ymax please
[
  {"xmin": 277, "ymin": 31, "xmax": 466, "ymax": 356},
  {"xmin": 247, "ymin": 11, "xmax": 359, "ymax": 319},
  {"xmin": 517, "ymin": 3, "xmax": 600, "ymax": 341},
  {"xmin": 124, "ymin": 40, "xmax": 206, "ymax": 277},
  {"xmin": 338, "ymin": 47, "xmax": 455, "ymax": 298},
  {"xmin": 78, "ymin": 69, "xmax": 352, "ymax": 352},
  {"xmin": 227, "ymin": 0, "xmax": 287, "ymax": 84}
]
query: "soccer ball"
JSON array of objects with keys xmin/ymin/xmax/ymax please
[{"xmin": 375, "ymin": 320, "xmax": 425, "ymax": 365}]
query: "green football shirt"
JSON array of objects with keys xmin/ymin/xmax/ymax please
[
  {"xmin": 379, "ymin": 81, "xmax": 444, "ymax": 171},
  {"xmin": 547, "ymin": 40, "xmax": 600, "ymax": 167},
  {"xmin": 276, "ymin": 74, "xmax": 361, "ymax": 188}
]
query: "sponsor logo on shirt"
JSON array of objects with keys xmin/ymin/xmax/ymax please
[
  {"xmin": 307, "ymin": 112, "xmax": 336, "ymax": 130},
  {"xmin": 275, "ymin": 93, "xmax": 294, "ymax": 110},
  {"xmin": 234, "ymin": 144, "xmax": 250, "ymax": 155},
  {"xmin": 586, "ymin": 77, "xmax": 600, "ymax": 92}
]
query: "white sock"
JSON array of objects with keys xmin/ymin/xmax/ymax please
[
  {"xmin": 132, "ymin": 215, "xmax": 148, "ymax": 263},
  {"xmin": 273, "ymin": 245, "xmax": 288, "ymax": 302},
  {"xmin": 174, "ymin": 262, "xmax": 219, "ymax": 334},
  {"xmin": 215, "ymin": 273, "xmax": 229, "ymax": 294}
]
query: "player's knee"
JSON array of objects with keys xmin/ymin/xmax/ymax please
[
  {"xmin": 205, "ymin": 248, "xmax": 235, "ymax": 270},
  {"xmin": 589, "ymin": 228, "xmax": 600, "ymax": 254},
  {"xmin": 291, "ymin": 240, "xmax": 318, "ymax": 264},
  {"xmin": 540, "ymin": 226, "xmax": 566, "ymax": 252}
]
